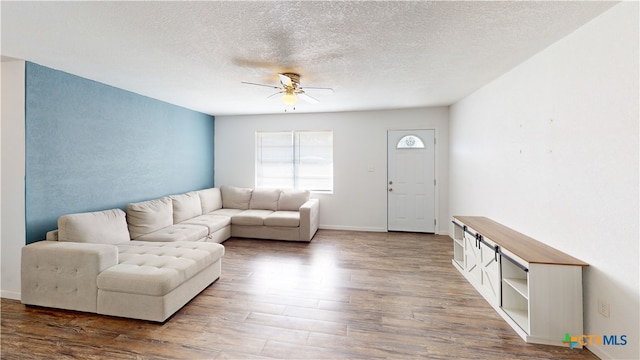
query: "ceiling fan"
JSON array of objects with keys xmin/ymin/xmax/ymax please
[{"xmin": 241, "ymin": 73, "xmax": 334, "ymax": 107}]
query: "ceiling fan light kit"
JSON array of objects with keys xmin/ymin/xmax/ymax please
[
  {"xmin": 282, "ymin": 90, "xmax": 297, "ymax": 106},
  {"xmin": 241, "ymin": 72, "xmax": 334, "ymax": 109}
]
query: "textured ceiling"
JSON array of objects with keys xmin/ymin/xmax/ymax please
[{"xmin": 1, "ymin": 1, "xmax": 616, "ymax": 116}]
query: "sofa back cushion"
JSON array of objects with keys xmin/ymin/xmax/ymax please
[
  {"xmin": 58, "ymin": 208, "xmax": 130, "ymax": 244},
  {"xmin": 198, "ymin": 188, "xmax": 223, "ymax": 213},
  {"xmin": 171, "ymin": 191, "xmax": 202, "ymax": 223},
  {"xmin": 249, "ymin": 188, "xmax": 281, "ymax": 211},
  {"xmin": 278, "ymin": 189, "xmax": 311, "ymax": 211},
  {"xmin": 221, "ymin": 185, "xmax": 253, "ymax": 210},
  {"xmin": 126, "ymin": 197, "xmax": 173, "ymax": 239}
]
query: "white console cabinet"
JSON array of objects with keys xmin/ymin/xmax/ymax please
[{"xmin": 452, "ymin": 216, "xmax": 588, "ymax": 347}]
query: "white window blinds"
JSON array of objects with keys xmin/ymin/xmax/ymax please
[{"xmin": 256, "ymin": 131, "xmax": 333, "ymax": 192}]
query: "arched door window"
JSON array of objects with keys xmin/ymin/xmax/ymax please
[{"xmin": 396, "ymin": 135, "xmax": 425, "ymax": 149}]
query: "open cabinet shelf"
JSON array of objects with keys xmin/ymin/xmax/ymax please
[{"xmin": 503, "ymin": 277, "xmax": 528, "ymax": 299}]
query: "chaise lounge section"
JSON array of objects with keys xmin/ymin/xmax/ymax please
[{"xmin": 21, "ymin": 208, "xmax": 224, "ymax": 322}]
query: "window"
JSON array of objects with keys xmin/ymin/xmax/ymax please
[
  {"xmin": 256, "ymin": 131, "xmax": 333, "ymax": 192},
  {"xmin": 396, "ymin": 135, "xmax": 425, "ymax": 149}
]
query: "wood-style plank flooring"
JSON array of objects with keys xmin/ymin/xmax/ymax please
[{"xmin": 2, "ymin": 230, "xmax": 597, "ymax": 359}]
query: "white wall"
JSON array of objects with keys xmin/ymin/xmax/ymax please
[
  {"xmin": 449, "ymin": 3, "xmax": 638, "ymax": 359},
  {"xmin": 215, "ymin": 107, "xmax": 450, "ymax": 234},
  {"xmin": 1, "ymin": 60, "xmax": 26, "ymax": 300}
]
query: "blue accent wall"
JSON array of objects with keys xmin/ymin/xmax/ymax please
[{"xmin": 25, "ymin": 62, "xmax": 214, "ymax": 244}]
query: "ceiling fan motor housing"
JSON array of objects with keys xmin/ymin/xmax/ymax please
[{"xmin": 280, "ymin": 73, "xmax": 301, "ymax": 87}]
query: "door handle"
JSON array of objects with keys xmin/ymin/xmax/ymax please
[
  {"xmin": 388, "ymin": 188, "xmax": 393, "ymax": 192},
  {"xmin": 389, "ymin": 181, "xmax": 393, "ymax": 185}
]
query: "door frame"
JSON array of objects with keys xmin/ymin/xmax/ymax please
[{"xmin": 386, "ymin": 128, "xmax": 439, "ymax": 233}]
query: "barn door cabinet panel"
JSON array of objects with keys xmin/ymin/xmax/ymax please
[
  {"xmin": 451, "ymin": 216, "xmax": 588, "ymax": 347},
  {"xmin": 452, "ymin": 221, "xmax": 501, "ymax": 307},
  {"xmin": 479, "ymin": 235, "xmax": 500, "ymax": 307},
  {"xmin": 464, "ymin": 229, "xmax": 481, "ymax": 284}
]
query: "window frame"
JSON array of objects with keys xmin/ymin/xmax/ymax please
[{"xmin": 255, "ymin": 130, "xmax": 333, "ymax": 193}]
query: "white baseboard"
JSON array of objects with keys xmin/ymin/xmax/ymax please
[
  {"xmin": 585, "ymin": 344, "xmax": 622, "ymax": 360},
  {"xmin": 1, "ymin": 290, "xmax": 21, "ymax": 300},
  {"xmin": 320, "ymin": 225, "xmax": 451, "ymax": 236},
  {"xmin": 319, "ymin": 225, "xmax": 387, "ymax": 232},
  {"xmin": 586, "ymin": 345, "xmax": 608, "ymax": 359}
]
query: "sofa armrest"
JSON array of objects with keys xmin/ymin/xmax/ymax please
[
  {"xmin": 46, "ymin": 230, "xmax": 59, "ymax": 241},
  {"xmin": 299, "ymin": 198, "xmax": 320, "ymax": 241},
  {"xmin": 21, "ymin": 241, "xmax": 118, "ymax": 313}
]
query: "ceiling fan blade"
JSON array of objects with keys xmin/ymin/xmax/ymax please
[
  {"xmin": 241, "ymin": 81, "xmax": 282, "ymax": 90},
  {"xmin": 267, "ymin": 91, "xmax": 284, "ymax": 99},
  {"xmin": 298, "ymin": 92, "xmax": 320, "ymax": 104},
  {"xmin": 301, "ymin": 86, "xmax": 335, "ymax": 95},
  {"xmin": 278, "ymin": 73, "xmax": 293, "ymax": 87}
]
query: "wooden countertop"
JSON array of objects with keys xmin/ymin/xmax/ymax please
[{"xmin": 453, "ymin": 216, "xmax": 588, "ymax": 266}]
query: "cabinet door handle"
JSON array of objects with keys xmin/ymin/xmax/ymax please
[{"xmin": 494, "ymin": 246, "xmax": 499, "ymax": 262}]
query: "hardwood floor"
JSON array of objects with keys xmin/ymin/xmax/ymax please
[{"xmin": 2, "ymin": 230, "xmax": 597, "ymax": 359}]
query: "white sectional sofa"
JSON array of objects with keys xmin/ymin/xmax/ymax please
[{"xmin": 21, "ymin": 185, "xmax": 319, "ymax": 321}]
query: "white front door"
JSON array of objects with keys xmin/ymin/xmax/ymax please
[{"xmin": 387, "ymin": 129, "xmax": 435, "ymax": 233}]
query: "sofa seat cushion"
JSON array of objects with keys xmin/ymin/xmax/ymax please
[
  {"xmin": 58, "ymin": 208, "xmax": 130, "ymax": 244},
  {"xmin": 97, "ymin": 241, "xmax": 224, "ymax": 296},
  {"xmin": 208, "ymin": 208, "xmax": 245, "ymax": 217},
  {"xmin": 134, "ymin": 224, "xmax": 208, "ymax": 242},
  {"xmin": 231, "ymin": 210, "xmax": 274, "ymax": 226},
  {"xmin": 182, "ymin": 214, "xmax": 231, "ymax": 234},
  {"xmin": 264, "ymin": 211, "xmax": 300, "ymax": 227}
]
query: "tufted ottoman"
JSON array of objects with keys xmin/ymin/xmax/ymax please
[{"xmin": 96, "ymin": 241, "xmax": 224, "ymax": 322}]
